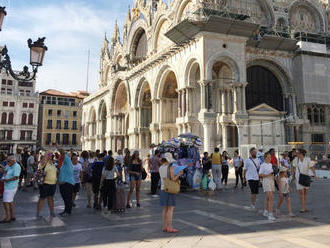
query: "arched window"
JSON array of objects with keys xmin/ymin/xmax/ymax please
[
  {"xmin": 246, "ymin": 66, "xmax": 284, "ymax": 111},
  {"xmin": 320, "ymin": 108, "xmax": 325, "ymax": 124},
  {"xmin": 28, "ymin": 113, "xmax": 33, "ymax": 125},
  {"xmin": 307, "ymin": 108, "xmax": 312, "ymax": 123},
  {"xmin": 132, "ymin": 29, "xmax": 147, "ymax": 60},
  {"xmin": 313, "ymin": 107, "xmax": 319, "ymax": 125},
  {"xmin": 21, "ymin": 113, "xmax": 27, "ymax": 125},
  {"xmin": 1, "ymin": 112, "xmax": 7, "ymax": 124},
  {"xmin": 8, "ymin": 113, "xmax": 14, "ymax": 124}
]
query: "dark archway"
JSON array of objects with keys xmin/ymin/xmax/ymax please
[{"xmin": 246, "ymin": 66, "xmax": 284, "ymax": 111}]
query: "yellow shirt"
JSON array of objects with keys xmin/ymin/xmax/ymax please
[
  {"xmin": 211, "ymin": 152, "xmax": 222, "ymax": 165},
  {"xmin": 43, "ymin": 162, "xmax": 58, "ymax": 185}
]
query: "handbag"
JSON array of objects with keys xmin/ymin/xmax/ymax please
[
  {"xmin": 141, "ymin": 168, "xmax": 147, "ymax": 180},
  {"xmin": 163, "ymin": 164, "xmax": 180, "ymax": 194},
  {"xmin": 297, "ymin": 166, "xmax": 311, "ymax": 187}
]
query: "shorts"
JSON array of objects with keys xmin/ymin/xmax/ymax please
[
  {"xmin": 283, "ymin": 193, "xmax": 290, "ymax": 198},
  {"xmin": 93, "ymin": 181, "xmax": 101, "ymax": 194},
  {"xmin": 248, "ymin": 180, "xmax": 259, "ymax": 195},
  {"xmin": 129, "ymin": 174, "xmax": 142, "ymax": 181},
  {"xmin": 73, "ymin": 183, "xmax": 81, "ymax": 193},
  {"xmin": 39, "ymin": 184, "xmax": 56, "ymax": 199},
  {"xmin": 3, "ymin": 189, "xmax": 17, "ymax": 202},
  {"xmin": 262, "ymin": 177, "xmax": 275, "ymax": 192},
  {"xmin": 160, "ymin": 190, "xmax": 176, "ymax": 207}
]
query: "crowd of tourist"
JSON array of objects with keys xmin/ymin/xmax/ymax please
[{"xmin": 0, "ymin": 145, "xmax": 319, "ymax": 232}]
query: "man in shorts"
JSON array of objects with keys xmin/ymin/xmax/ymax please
[
  {"xmin": 0, "ymin": 155, "xmax": 21, "ymax": 223},
  {"xmin": 243, "ymin": 147, "xmax": 260, "ymax": 210}
]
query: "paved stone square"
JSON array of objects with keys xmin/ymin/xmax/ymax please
[{"xmin": 1, "ymin": 179, "xmax": 330, "ymax": 248}]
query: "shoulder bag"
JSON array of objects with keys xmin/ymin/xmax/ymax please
[
  {"xmin": 297, "ymin": 165, "xmax": 311, "ymax": 187},
  {"xmin": 163, "ymin": 164, "xmax": 180, "ymax": 194}
]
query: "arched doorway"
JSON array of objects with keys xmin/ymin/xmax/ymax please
[
  {"xmin": 113, "ymin": 82, "xmax": 129, "ymax": 152},
  {"xmin": 246, "ymin": 65, "xmax": 284, "ymax": 111},
  {"xmin": 212, "ymin": 61, "xmax": 238, "ymax": 147},
  {"xmin": 246, "ymin": 65, "xmax": 286, "ymax": 146},
  {"xmin": 137, "ymin": 81, "xmax": 152, "ymax": 149},
  {"xmin": 159, "ymin": 71, "xmax": 178, "ymax": 141},
  {"xmin": 185, "ymin": 61, "xmax": 203, "ymax": 137}
]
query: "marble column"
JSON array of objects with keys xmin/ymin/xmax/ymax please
[
  {"xmin": 183, "ymin": 89, "xmax": 187, "ymax": 117},
  {"xmin": 237, "ymin": 124, "xmax": 244, "ymax": 147},
  {"xmin": 292, "ymin": 94, "xmax": 297, "ymax": 117},
  {"xmin": 226, "ymin": 90, "xmax": 230, "ymax": 114},
  {"xmin": 242, "ymin": 84, "xmax": 247, "ymax": 113},
  {"xmin": 222, "ymin": 124, "xmax": 228, "ymax": 149},
  {"xmin": 178, "ymin": 91, "xmax": 182, "ymax": 117},
  {"xmin": 203, "ymin": 122, "xmax": 213, "ymax": 153},
  {"xmin": 187, "ymin": 88, "xmax": 192, "ymax": 115},
  {"xmin": 200, "ymin": 82, "xmax": 208, "ymax": 112},
  {"xmin": 233, "ymin": 87, "xmax": 238, "ymax": 114},
  {"xmin": 221, "ymin": 90, "xmax": 226, "ymax": 114}
]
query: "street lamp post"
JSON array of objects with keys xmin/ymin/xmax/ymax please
[{"xmin": 0, "ymin": 6, "xmax": 47, "ymax": 81}]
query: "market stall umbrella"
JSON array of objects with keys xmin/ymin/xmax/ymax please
[{"xmin": 178, "ymin": 133, "xmax": 199, "ymax": 140}]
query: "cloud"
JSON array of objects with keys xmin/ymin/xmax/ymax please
[{"xmin": 1, "ymin": 0, "xmax": 129, "ymax": 93}]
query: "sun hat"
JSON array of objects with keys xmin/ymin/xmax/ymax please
[{"xmin": 164, "ymin": 152, "xmax": 175, "ymax": 163}]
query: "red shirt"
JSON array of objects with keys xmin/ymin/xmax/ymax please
[
  {"xmin": 271, "ymin": 155, "xmax": 278, "ymax": 166},
  {"xmin": 58, "ymin": 155, "xmax": 63, "ymax": 169}
]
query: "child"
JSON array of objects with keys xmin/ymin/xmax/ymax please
[{"xmin": 276, "ymin": 166, "xmax": 295, "ymax": 217}]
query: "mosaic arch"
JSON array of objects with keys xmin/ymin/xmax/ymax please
[
  {"xmin": 289, "ymin": 1, "xmax": 324, "ymax": 33},
  {"xmin": 114, "ymin": 82, "xmax": 129, "ymax": 114}
]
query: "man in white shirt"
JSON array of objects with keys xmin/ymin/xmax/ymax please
[
  {"xmin": 115, "ymin": 150, "xmax": 124, "ymax": 178},
  {"xmin": 243, "ymin": 147, "xmax": 261, "ymax": 209}
]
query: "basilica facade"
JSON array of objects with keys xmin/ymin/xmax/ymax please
[{"xmin": 82, "ymin": 0, "xmax": 330, "ymax": 154}]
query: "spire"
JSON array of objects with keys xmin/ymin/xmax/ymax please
[
  {"xmin": 112, "ymin": 20, "xmax": 120, "ymax": 44},
  {"xmin": 126, "ymin": 5, "xmax": 131, "ymax": 23},
  {"xmin": 102, "ymin": 32, "xmax": 109, "ymax": 51}
]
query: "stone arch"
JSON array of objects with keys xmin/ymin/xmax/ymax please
[
  {"xmin": 247, "ymin": 58, "xmax": 293, "ymax": 94},
  {"xmin": 206, "ymin": 52, "xmax": 240, "ymax": 82},
  {"xmin": 246, "ymin": 65, "xmax": 284, "ymax": 111},
  {"xmin": 153, "ymin": 16, "xmax": 173, "ymax": 52},
  {"xmin": 157, "ymin": 69, "xmax": 179, "ymax": 141},
  {"xmin": 127, "ymin": 18, "xmax": 149, "ymax": 48},
  {"xmin": 184, "ymin": 57, "xmax": 202, "ymax": 87},
  {"xmin": 175, "ymin": 0, "xmax": 194, "ymax": 23},
  {"xmin": 136, "ymin": 78, "xmax": 152, "ymax": 149},
  {"xmin": 289, "ymin": 0, "xmax": 325, "ymax": 33},
  {"xmin": 111, "ymin": 79, "xmax": 131, "ymax": 113},
  {"xmin": 154, "ymin": 64, "xmax": 179, "ymax": 99}
]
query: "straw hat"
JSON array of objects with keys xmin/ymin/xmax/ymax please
[{"xmin": 163, "ymin": 152, "xmax": 175, "ymax": 163}]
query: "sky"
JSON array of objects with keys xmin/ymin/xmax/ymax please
[{"xmin": 0, "ymin": 0, "xmax": 132, "ymax": 93}]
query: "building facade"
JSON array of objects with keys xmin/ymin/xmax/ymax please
[
  {"xmin": 38, "ymin": 90, "xmax": 89, "ymax": 151},
  {"xmin": 82, "ymin": 0, "xmax": 330, "ymax": 154},
  {"xmin": 0, "ymin": 71, "xmax": 39, "ymax": 153}
]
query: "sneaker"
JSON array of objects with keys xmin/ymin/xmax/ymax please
[
  {"xmin": 268, "ymin": 213, "xmax": 276, "ymax": 221},
  {"xmin": 288, "ymin": 212, "xmax": 296, "ymax": 217},
  {"xmin": 137, "ymin": 203, "xmax": 141, "ymax": 208},
  {"xmin": 126, "ymin": 204, "xmax": 131, "ymax": 209},
  {"xmin": 50, "ymin": 212, "xmax": 56, "ymax": 218},
  {"xmin": 263, "ymin": 210, "xmax": 269, "ymax": 217},
  {"xmin": 151, "ymin": 195, "xmax": 159, "ymax": 198},
  {"xmin": 249, "ymin": 204, "xmax": 256, "ymax": 210}
]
